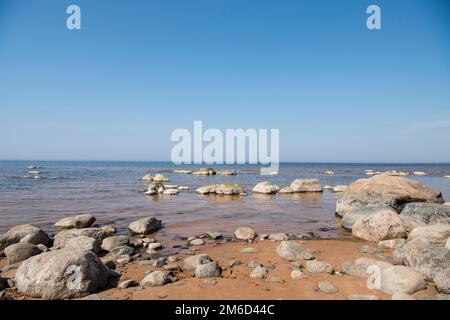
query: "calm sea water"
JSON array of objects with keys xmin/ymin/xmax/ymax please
[{"xmin": 1, "ymin": 161, "xmax": 449, "ymax": 244}]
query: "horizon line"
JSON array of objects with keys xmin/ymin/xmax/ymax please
[{"xmin": 1, "ymin": 159, "xmax": 449, "ymax": 165}]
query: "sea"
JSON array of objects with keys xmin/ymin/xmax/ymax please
[{"xmin": 1, "ymin": 161, "xmax": 449, "ymax": 246}]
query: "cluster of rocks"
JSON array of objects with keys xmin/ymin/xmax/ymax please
[
  {"xmin": 336, "ymin": 173, "xmax": 450, "ymax": 296},
  {"xmin": 0, "ymin": 214, "xmax": 170, "ymax": 299}
]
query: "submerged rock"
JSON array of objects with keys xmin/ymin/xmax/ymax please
[
  {"xmin": 54, "ymin": 214, "xmax": 96, "ymax": 230},
  {"xmin": 196, "ymin": 183, "xmax": 245, "ymax": 195},
  {"xmin": 278, "ymin": 186, "xmax": 294, "ymax": 194},
  {"xmin": 290, "ymin": 179, "xmax": 322, "ymax": 192},
  {"xmin": 218, "ymin": 170, "xmax": 237, "ymax": 176},
  {"xmin": 15, "ymin": 248, "xmax": 109, "ymax": 299},
  {"xmin": 336, "ymin": 174, "xmax": 444, "ymax": 216},
  {"xmin": 142, "ymin": 173, "xmax": 154, "ymax": 181}
]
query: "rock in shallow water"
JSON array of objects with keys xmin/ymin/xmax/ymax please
[
  {"xmin": 252, "ymin": 181, "xmax": 280, "ymax": 194},
  {"xmin": 15, "ymin": 249, "xmax": 109, "ymax": 299},
  {"xmin": 340, "ymin": 206, "xmax": 389, "ymax": 229},
  {"xmin": 276, "ymin": 241, "xmax": 315, "ymax": 261},
  {"xmin": 290, "ymin": 179, "xmax": 322, "ymax": 192},
  {"xmin": 54, "ymin": 214, "xmax": 96, "ymax": 230}
]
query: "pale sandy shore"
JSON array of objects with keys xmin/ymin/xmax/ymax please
[{"xmin": 0, "ymin": 239, "xmax": 438, "ymax": 300}]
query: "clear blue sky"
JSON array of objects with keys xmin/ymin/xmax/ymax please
[{"xmin": 0, "ymin": 0, "xmax": 449, "ymax": 162}]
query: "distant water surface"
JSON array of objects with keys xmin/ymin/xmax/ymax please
[{"xmin": 0, "ymin": 161, "xmax": 449, "ymax": 245}]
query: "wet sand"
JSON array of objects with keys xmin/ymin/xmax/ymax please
[{"xmin": 1, "ymin": 239, "xmax": 438, "ymax": 300}]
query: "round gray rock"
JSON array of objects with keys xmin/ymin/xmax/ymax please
[
  {"xmin": 276, "ymin": 241, "xmax": 315, "ymax": 261},
  {"xmin": 15, "ymin": 248, "xmax": 109, "ymax": 299},
  {"xmin": 128, "ymin": 217, "xmax": 162, "ymax": 234}
]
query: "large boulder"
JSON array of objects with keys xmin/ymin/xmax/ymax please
[
  {"xmin": 53, "ymin": 227, "xmax": 115, "ymax": 248},
  {"xmin": 380, "ymin": 266, "xmax": 426, "ymax": 295},
  {"xmin": 252, "ymin": 181, "xmax": 280, "ymax": 194},
  {"xmin": 276, "ymin": 241, "xmax": 315, "ymax": 261},
  {"xmin": 128, "ymin": 217, "xmax": 162, "ymax": 234},
  {"xmin": 400, "ymin": 203, "xmax": 450, "ymax": 230},
  {"xmin": 352, "ymin": 208, "xmax": 407, "ymax": 242},
  {"xmin": 341, "ymin": 206, "xmax": 390, "ymax": 230},
  {"xmin": 336, "ymin": 174, "xmax": 444, "ymax": 217},
  {"xmin": 393, "ymin": 237, "xmax": 449, "ymax": 279},
  {"xmin": 4, "ymin": 242, "xmax": 42, "ymax": 264},
  {"xmin": 54, "ymin": 214, "xmax": 96, "ymax": 229},
  {"xmin": 0, "ymin": 224, "xmax": 52, "ymax": 251},
  {"xmin": 289, "ymin": 179, "xmax": 322, "ymax": 192},
  {"xmin": 407, "ymin": 224, "xmax": 450, "ymax": 245},
  {"xmin": 15, "ymin": 249, "xmax": 109, "ymax": 299}
]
